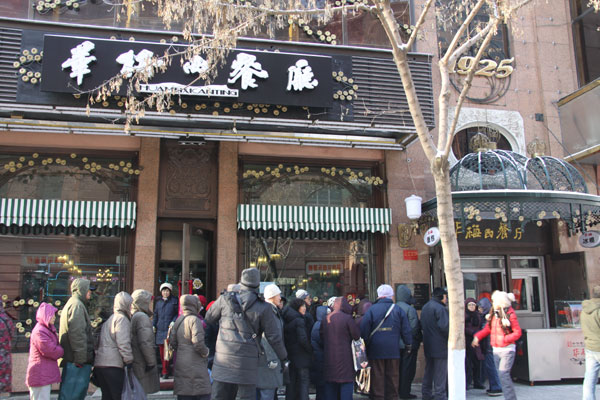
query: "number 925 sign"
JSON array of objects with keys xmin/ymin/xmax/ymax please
[{"xmin": 452, "ymin": 56, "xmax": 514, "ymax": 79}]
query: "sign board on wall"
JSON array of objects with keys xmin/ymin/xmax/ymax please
[
  {"xmin": 306, "ymin": 261, "xmax": 343, "ymax": 275},
  {"xmin": 41, "ymin": 35, "xmax": 333, "ymax": 108},
  {"xmin": 403, "ymin": 250, "xmax": 418, "ymax": 260},
  {"xmin": 579, "ymin": 231, "xmax": 600, "ymax": 248}
]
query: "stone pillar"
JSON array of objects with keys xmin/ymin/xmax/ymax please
[
  {"xmin": 133, "ymin": 137, "xmax": 160, "ymax": 293},
  {"xmin": 216, "ymin": 142, "xmax": 239, "ymax": 293}
]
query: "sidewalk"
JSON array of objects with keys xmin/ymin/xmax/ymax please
[{"xmin": 5, "ymin": 381, "xmax": 585, "ymax": 399}]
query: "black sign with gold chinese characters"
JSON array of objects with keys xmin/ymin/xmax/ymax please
[{"xmin": 455, "ymin": 220, "xmax": 543, "ymax": 243}]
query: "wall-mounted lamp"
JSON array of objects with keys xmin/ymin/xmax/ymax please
[{"xmin": 398, "ymin": 195, "xmax": 423, "ymax": 248}]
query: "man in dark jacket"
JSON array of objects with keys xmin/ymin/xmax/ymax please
[
  {"xmin": 420, "ymin": 287, "xmax": 449, "ymax": 400},
  {"xmin": 295, "ymin": 289, "xmax": 315, "ymax": 335},
  {"xmin": 396, "ymin": 285, "xmax": 422, "ymax": 399},
  {"xmin": 283, "ymin": 298, "xmax": 312, "ymax": 400},
  {"xmin": 310, "ymin": 305, "xmax": 330, "ymax": 400},
  {"xmin": 206, "ymin": 268, "xmax": 288, "ymax": 400},
  {"xmin": 257, "ymin": 284, "xmax": 285, "ymax": 400},
  {"xmin": 320, "ymin": 297, "xmax": 361, "ymax": 400},
  {"xmin": 360, "ymin": 284, "xmax": 412, "ymax": 400},
  {"xmin": 153, "ymin": 282, "xmax": 178, "ymax": 379}
]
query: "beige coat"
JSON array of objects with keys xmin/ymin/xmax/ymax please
[
  {"xmin": 94, "ymin": 292, "xmax": 134, "ymax": 368},
  {"xmin": 131, "ymin": 290, "xmax": 160, "ymax": 394},
  {"xmin": 173, "ymin": 295, "xmax": 211, "ymax": 396}
]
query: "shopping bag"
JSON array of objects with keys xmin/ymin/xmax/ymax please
[
  {"xmin": 355, "ymin": 366, "xmax": 371, "ymax": 395},
  {"xmin": 164, "ymin": 324, "xmax": 175, "ymax": 361},
  {"xmin": 351, "ymin": 338, "xmax": 368, "ymax": 371},
  {"xmin": 122, "ymin": 367, "xmax": 147, "ymax": 400},
  {"xmin": 58, "ymin": 362, "xmax": 92, "ymax": 400}
]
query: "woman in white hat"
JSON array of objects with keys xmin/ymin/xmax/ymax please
[
  {"xmin": 472, "ymin": 290, "xmax": 521, "ymax": 399},
  {"xmin": 153, "ymin": 282, "xmax": 178, "ymax": 379}
]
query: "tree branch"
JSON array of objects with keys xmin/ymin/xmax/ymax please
[
  {"xmin": 440, "ymin": 0, "xmax": 486, "ymax": 65},
  {"xmin": 442, "ymin": 17, "xmax": 500, "ymax": 159},
  {"xmin": 405, "ymin": 0, "xmax": 434, "ymax": 50}
]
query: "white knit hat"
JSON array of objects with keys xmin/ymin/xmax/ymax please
[
  {"xmin": 327, "ymin": 297, "xmax": 337, "ymax": 308},
  {"xmin": 296, "ymin": 289, "xmax": 309, "ymax": 300},
  {"xmin": 263, "ymin": 284, "xmax": 281, "ymax": 300},
  {"xmin": 160, "ymin": 282, "xmax": 173, "ymax": 292},
  {"xmin": 491, "ymin": 290, "xmax": 512, "ymax": 309}
]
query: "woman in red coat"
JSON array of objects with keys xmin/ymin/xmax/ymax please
[
  {"xmin": 26, "ymin": 302, "xmax": 64, "ymax": 400},
  {"xmin": 472, "ymin": 291, "xmax": 521, "ymax": 400}
]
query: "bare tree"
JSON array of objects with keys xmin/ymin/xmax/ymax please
[{"xmin": 102, "ymin": 0, "xmax": 533, "ymax": 397}]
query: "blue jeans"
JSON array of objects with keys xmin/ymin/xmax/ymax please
[
  {"xmin": 583, "ymin": 349, "xmax": 600, "ymax": 400},
  {"xmin": 483, "ymin": 351, "xmax": 502, "ymax": 391},
  {"xmin": 323, "ymin": 382, "xmax": 353, "ymax": 400}
]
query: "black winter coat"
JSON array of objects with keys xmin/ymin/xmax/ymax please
[
  {"xmin": 205, "ymin": 290, "xmax": 287, "ymax": 385},
  {"xmin": 153, "ymin": 295, "xmax": 178, "ymax": 344},
  {"xmin": 310, "ymin": 306, "xmax": 329, "ymax": 387},
  {"xmin": 283, "ymin": 306, "xmax": 313, "ymax": 369},
  {"xmin": 420, "ymin": 298, "xmax": 449, "ymax": 359}
]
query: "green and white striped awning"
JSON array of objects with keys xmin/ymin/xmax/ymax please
[
  {"xmin": 237, "ymin": 204, "xmax": 391, "ymax": 234},
  {"xmin": 0, "ymin": 198, "xmax": 137, "ymax": 229}
]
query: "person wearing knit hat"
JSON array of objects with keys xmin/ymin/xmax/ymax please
[
  {"xmin": 153, "ymin": 282, "xmax": 178, "ymax": 379},
  {"xmin": 360, "ymin": 284, "xmax": 412, "ymax": 400},
  {"xmin": 257, "ymin": 284, "xmax": 285, "ymax": 400},
  {"xmin": 473, "ymin": 291, "xmax": 522, "ymax": 400},
  {"xmin": 206, "ymin": 269, "xmax": 287, "ymax": 400},
  {"xmin": 420, "ymin": 288, "xmax": 449, "ymax": 400}
]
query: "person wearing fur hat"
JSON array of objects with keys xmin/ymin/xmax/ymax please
[
  {"xmin": 472, "ymin": 290, "xmax": 522, "ymax": 400},
  {"xmin": 420, "ymin": 287, "xmax": 449, "ymax": 400},
  {"xmin": 154, "ymin": 282, "xmax": 178, "ymax": 379},
  {"xmin": 206, "ymin": 268, "xmax": 287, "ymax": 400}
]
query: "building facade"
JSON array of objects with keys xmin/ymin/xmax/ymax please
[{"xmin": 0, "ymin": 0, "xmax": 599, "ymax": 392}]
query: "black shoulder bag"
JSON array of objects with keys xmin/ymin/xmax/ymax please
[{"xmin": 226, "ymin": 293, "xmax": 264, "ymax": 355}]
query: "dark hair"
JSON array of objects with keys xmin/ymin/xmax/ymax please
[{"xmin": 289, "ymin": 298, "xmax": 306, "ymax": 312}]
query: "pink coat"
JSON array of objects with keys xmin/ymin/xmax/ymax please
[{"xmin": 26, "ymin": 303, "xmax": 64, "ymax": 388}]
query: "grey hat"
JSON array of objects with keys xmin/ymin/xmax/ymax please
[{"xmin": 240, "ymin": 268, "xmax": 260, "ymax": 289}]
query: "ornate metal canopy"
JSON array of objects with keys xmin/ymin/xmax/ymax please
[{"xmin": 423, "ymin": 141, "xmax": 600, "ymax": 234}]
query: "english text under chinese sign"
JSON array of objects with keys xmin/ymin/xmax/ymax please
[{"xmin": 41, "ymin": 35, "xmax": 333, "ymax": 108}]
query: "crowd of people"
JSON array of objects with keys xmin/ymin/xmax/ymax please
[{"xmin": 0, "ymin": 269, "xmax": 532, "ymax": 400}]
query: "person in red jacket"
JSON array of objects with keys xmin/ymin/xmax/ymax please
[
  {"xmin": 26, "ymin": 302, "xmax": 64, "ymax": 400},
  {"xmin": 472, "ymin": 291, "xmax": 521, "ymax": 400}
]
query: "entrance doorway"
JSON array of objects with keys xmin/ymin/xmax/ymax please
[
  {"xmin": 158, "ymin": 225, "xmax": 213, "ymax": 300},
  {"xmin": 461, "ymin": 256, "xmax": 548, "ymax": 329}
]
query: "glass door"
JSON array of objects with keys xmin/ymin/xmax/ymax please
[
  {"xmin": 510, "ymin": 257, "xmax": 547, "ymax": 329},
  {"xmin": 461, "ymin": 257, "xmax": 506, "ymax": 302}
]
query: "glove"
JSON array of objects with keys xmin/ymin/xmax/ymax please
[
  {"xmin": 145, "ymin": 364, "xmax": 155, "ymax": 372},
  {"xmin": 125, "ymin": 363, "xmax": 133, "ymax": 370}
]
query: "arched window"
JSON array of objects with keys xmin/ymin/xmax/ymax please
[{"xmin": 451, "ymin": 126, "xmax": 512, "ymax": 160}]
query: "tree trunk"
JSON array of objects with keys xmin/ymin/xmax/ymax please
[{"xmin": 433, "ymin": 162, "xmax": 466, "ymax": 400}]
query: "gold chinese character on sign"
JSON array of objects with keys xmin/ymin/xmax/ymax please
[
  {"xmin": 484, "ymin": 229, "xmax": 494, "ymax": 239},
  {"xmin": 496, "ymin": 222, "xmax": 509, "ymax": 240},
  {"xmin": 465, "ymin": 224, "xmax": 482, "ymax": 239},
  {"xmin": 513, "ymin": 227, "xmax": 523, "ymax": 240},
  {"xmin": 455, "ymin": 221, "xmax": 463, "ymax": 235}
]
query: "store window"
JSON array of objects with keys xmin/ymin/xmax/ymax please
[
  {"xmin": 461, "ymin": 257, "xmax": 505, "ymax": 301},
  {"xmin": 0, "ymin": 151, "xmax": 137, "ymax": 351},
  {"xmin": 241, "ymin": 161, "xmax": 384, "ymax": 302},
  {"xmin": 571, "ymin": 0, "xmax": 600, "ymax": 85}
]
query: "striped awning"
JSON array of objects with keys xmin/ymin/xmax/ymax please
[
  {"xmin": 237, "ymin": 204, "xmax": 391, "ymax": 234},
  {"xmin": 0, "ymin": 198, "xmax": 137, "ymax": 229}
]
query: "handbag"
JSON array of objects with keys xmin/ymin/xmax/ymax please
[
  {"xmin": 122, "ymin": 367, "xmax": 147, "ymax": 400},
  {"xmin": 58, "ymin": 362, "xmax": 92, "ymax": 400},
  {"xmin": 164, "ymin": 315, "xmax": 193, "ymax": 361},
  {"xmin": 355, "ymin": 366, "xmax": 371, "ymax": 395}
]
